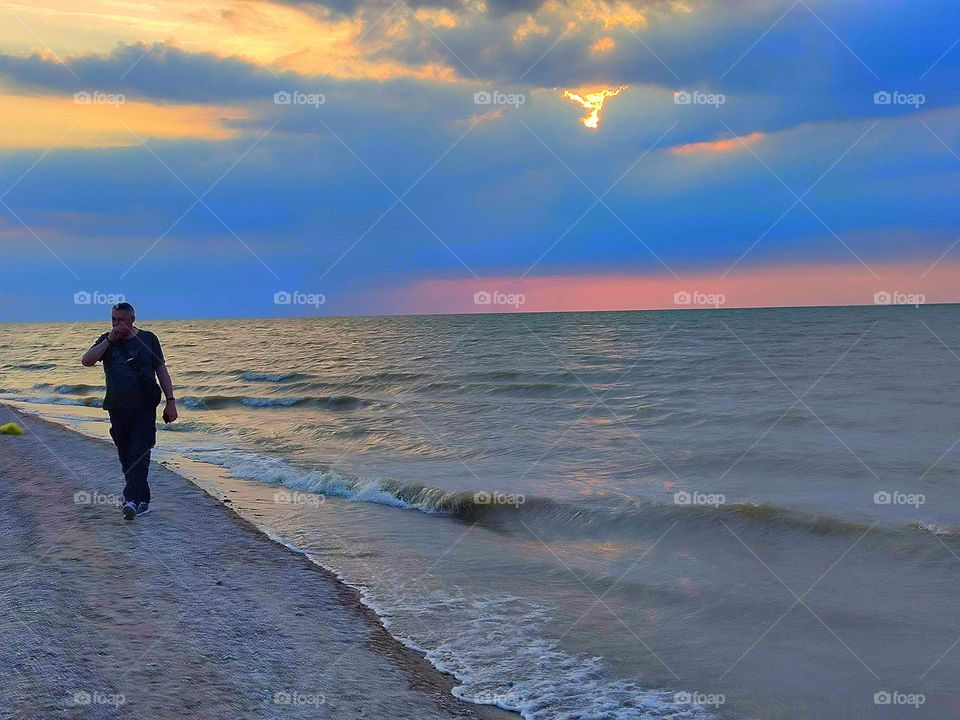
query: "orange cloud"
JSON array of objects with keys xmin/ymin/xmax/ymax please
[
  {"xmin": 590, "ymin": 37, "xmax": 616, "ymax": 55},
  {"xmin": 543, "ymin": 0, "xmax": 649, "ymax": 31},
  {"xmin": 514, "ymin": 14, "xmax": 551, "ymax": 42},
  {"xmin": 414, "ymin": 7, "xmax": 458, "ymax": 29},
  {"xmin": 382, "ymin": 261, "xmax": 960, "ymax": 314},
  {"xmin": 462, "ymin": 109, "xmax": 504, "ymax": 125},
  {"xmin": 0, "ymin": 0, "xmax": 457, "ymax": 82},
  {"xmin": 669, "ymin": 132, "xmax": 765, "ymax": 156},
  {"xmin": 0, "ymin": 93, "xmax": 247, "ymax": 148},
  {"xmin": 0, "ymin": 0, "xmax": 701, "ymax": 84}
]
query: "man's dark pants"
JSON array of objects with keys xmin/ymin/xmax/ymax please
[{"xmin": 108, "ymin": 407, "xmax": 157, "ymax": 505}]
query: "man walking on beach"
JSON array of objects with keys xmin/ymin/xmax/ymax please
[{"xmin": 81, "ymin": 302, "xmax": 178, "ymax": 521}]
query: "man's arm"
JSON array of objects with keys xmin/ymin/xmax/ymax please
[
  {"xmin": 156, "ymin": 364, "xmax": 178, "ymax": 422},
  {"xmin": 81, "ymin": 328, "xmax": 124, "ymax": 366},
  {"xmin": 81, "ymin": 338, "xmax": 110, "ymax": 367}
]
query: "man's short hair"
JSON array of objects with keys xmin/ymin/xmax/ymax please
[{"xmin": 112, "ymin": 302, "xmax": 135, "ymax": 316}]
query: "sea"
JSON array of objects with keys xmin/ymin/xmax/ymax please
[{"xmin": 1, "ymin": 305, "xmax": 958, "ymax": 719}]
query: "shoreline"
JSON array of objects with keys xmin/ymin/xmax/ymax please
[{"xmin": 0, "ymin": 403, "xmax": 518, "ymax": 720}]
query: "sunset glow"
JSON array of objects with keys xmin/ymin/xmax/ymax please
[{"xmin": 558, "ymin": 85, "xmax": 628, "ymax": 129}]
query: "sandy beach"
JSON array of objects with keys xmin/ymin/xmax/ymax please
[{"xmin": 0, "ymin": 404, "xmax": 516, "ymax": 720}]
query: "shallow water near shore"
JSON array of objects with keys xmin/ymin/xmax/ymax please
[{"xmin": 2, "ymin": 305, "xmax": 959, "ymax": 718}]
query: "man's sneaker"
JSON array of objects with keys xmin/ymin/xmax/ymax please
[
  {"xmin": 136, "ymin": 502, "xmax": 150, "ymax": 516},
  {"xmin": 122, "ymin": 501, "xmax": 137, "ymax": 521}
]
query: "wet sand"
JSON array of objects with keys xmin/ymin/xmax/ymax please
[{"xmin": 0, "ymin": 404, "xmax": 517, "ymax": 720}]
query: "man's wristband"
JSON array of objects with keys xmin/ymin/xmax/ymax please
[{"xmin": 166, "ymin": 397, "xmax": 176, "ymax": 402}]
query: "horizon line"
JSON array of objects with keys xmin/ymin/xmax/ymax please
[{"xmin": 2, "ymin": 300, "xmax": 955, "ymax": 326}]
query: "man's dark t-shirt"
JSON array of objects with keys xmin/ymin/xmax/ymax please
[{"xmin": 91, "ymin": 330, "xmax": 164, "ymax": 411}]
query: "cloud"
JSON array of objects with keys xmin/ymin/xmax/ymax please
[
  {"xmin": 0, "ymin": 43, "xmax": 310, "ymax": 103},
  {"xmin": 589, "ymin": 37, "xmax": 616, "ymax": 56},
  {"xmin": 669, "ymin": 131, "xmax": 764, "ymax": 155},
  {"xmin": 0, "ymin": 92, "xmax": 247, "ymax": 148}
]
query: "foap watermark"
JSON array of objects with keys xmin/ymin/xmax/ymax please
[
  {"xmin": 273, "ymin": 690, "xmax": 325, "ymax": 707},
  {"xmin": 473, "ymin": 90, "xmax": 526, "ymax": 108},
  {"xmin": 274, "ymin": 90, "xmax": 326, "ymax": 108},
  {"xmin": 873, "ymin": 690, "xmax": 925, "ymax": 708},
  {"xmin": 72, "ymin": 690, "xmax": 125, "ymax": 708},
  {"xmin": 73, "ymin": 90, "xmax": 125, "ymax": 107},
  {"xmin": 874, "ymin": 490, "xmax": 925, "ymax": 508},
  {"xmin": 674, "ymin": 691, "xmax": 725, "ymax": 709},
  {"xmin": 674, "ymin": 90, "xmax": 726, "ymax": 108},
  {"xmin": 465, "ymin": 690, "xmax": 505, "ymax": 706},
  {"xmin": 274, "ymin": 290, "xmax": 325, "ymax": 308},
  {"xmin": 474, "ymin": 290, "xmax": 525, "ymax": 309},
  {"xmin": 74, "ymin": 490, "xmax": 122, "ymax": 507},
  {"xmin": 273, "ymin": 490, "xmax": 325, "ymax": 507},
  {"xmin": 74, "ymin": 290, "xmax": 125, "ymax": 306},
  {"xmin": 873, "ymin": 90, "xmax": 925, "ymax": 109},
  {"xmin": 873, "ymin": 290, "xmax": 924, "ymax": 307},
  {"xmin": 674, "ymin": 290, "xmax": 725, "ymax": 308},
  {"xmin": 474, "ymin": 490, "xmax": 525, "ymax": 507},
  {"xmin": 674, "ymin": 490, "xmax": 725, "ymax": 508}
]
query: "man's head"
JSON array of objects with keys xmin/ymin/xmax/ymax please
[{"xmin": 111, "ymin": 302, "xmax": 136, "ymax": 330}]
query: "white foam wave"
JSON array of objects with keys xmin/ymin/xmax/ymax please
[
  {"xmin": 174, "ymin": 448, "xmax": 717, "ymax": 719},
  {"xmin": 2, "ymin": 394, "xmax": 103, "ymax": 408},
  {"xmin": 183, "ymin": 449, "xmax": 419, "ymax": 511},
  {"xmin": 366, "ymin": 591, "xmax": 716, "ymax": 720}
]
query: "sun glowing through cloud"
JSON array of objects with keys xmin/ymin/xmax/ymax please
[{"xmin": 558, "ymin": 85, "xmax": 627, "ymax": 129}]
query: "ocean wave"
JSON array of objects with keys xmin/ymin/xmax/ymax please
[
  {"xmin": 184, "ymin": 448, "xmax": 960, "ymax": 546},
  {"xmin": 181, "ymin": 394, "xmax": 374, "ymax": 410},
  {"xmin": 912, "ymin": 520, "xmax": 957, "ymax": 537},
  {"xmin": 10, "ymin": 362, "xmax": 55, "ymax": 371},
  {"xmin": 4, "ymin": 394, "xmax": 103, "ymax": 408},
  {"xmin": 184, "ymin": 449, "xmax": 454, "ymax": 511},
  {"xmin": 371, "ymin": 592, "xmax": 716, "ymax": 720},
  {"xmin": 414, "ymin": 380, "xmax": 579, "ymax": 397},
  {"xmin": 480, "ymin": 382, "xmax": 577, "ymax": 396},
  {"xmin": 240, "ymin": 371, "xmax": 303, "ymax": 382},
  {"xmin": 185, "ymin": 456, "xmax": 716, "ymax": 720},
  {"xmin": 32, "ymin": 383, "xmax": 102, "ymax": 395},
  {"xmin": 157, "ymin": 421, "xmax": 216, "ymax": 433},
  {"xmin": 351, "ymin": 370, "xmax": 426, "ymax": 384}
]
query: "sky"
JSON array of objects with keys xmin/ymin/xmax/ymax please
[{"xmin": 0, "ymin": 0, "xmax": 958, "ymax": 321}]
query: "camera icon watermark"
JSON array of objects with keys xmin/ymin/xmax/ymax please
[
  {"xmin": 273, "ymin": 290, "xmax": 326, "ymax": 308},
  {"xmin": 473, "ymin": 90, "xmax": 526, "ymax": 108},
  {"xmin": 73, "ymin": 90, "xmax": 125, "ymax": 107},
  {"xmin": 74, "ymin": 290, "xmax": 125, "ymax": 305},
  {"xmin": 673, "ymin": 690, "xmax": 725, "ymax": 708},
  {"xmin": 273, "ymin": 690, "xmax": 326, "ymax": 707},
  {"xmin": 274, "ymin": 90, "xmax": 326, "ymax": 108},
  {"xmin": 873, "ymin": 290, "xmax": 924, "ymax": 307},
  {"xmin": 673, "ymin": 490, "xmax": 725, "ymax": 508},
  {"xmin": 873, "ymin": 90, "xmax": 925, "ymax": 108},
  {"xmin": 674, "ymin": 90, "xmax": 726, "ymax": 108},
  {"xmin": 72, "ymin": 690, "xmax": 125, "ymax": 708},
  {"xmin": 273, "ymin": 490, "xmax": 325, "ymax": 507},
  {"xmin": 873, "ymin": 690, "xmax": 925, "ymax": 707},
  {"xmin": 473, "ymin": 290, "xmax": 525, "ymax": 309},
  {"xmin": 74, "ymin": 490, "xmax": 123, "ymax": 507},
  {"xmin": 473, "ymin": 490, "xmax": 525, "ymax": 507},
  {"xmin": 673, "ymin": 290, "xmax": 725, "ymax": 308},
  {"xmin": 873, "ymin": 490, "xmax": 925, "ymax": 508}
]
